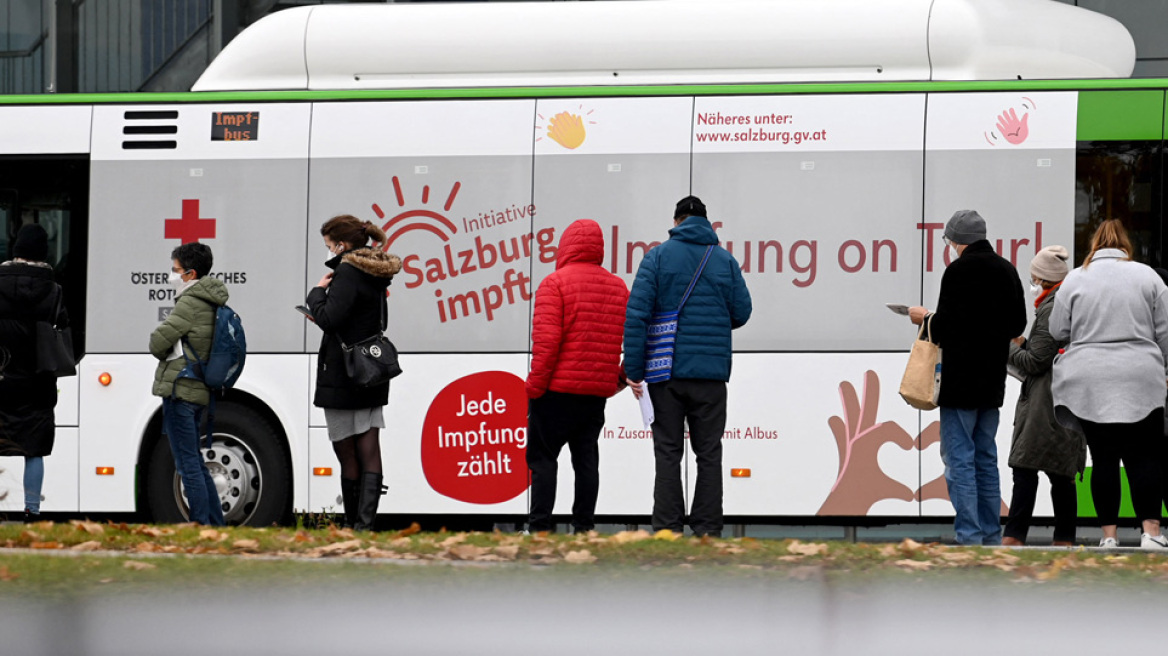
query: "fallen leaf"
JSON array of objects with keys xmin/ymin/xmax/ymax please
[
  {"xmin": 939, "ymin": 552, "xmax": 975, "ymax": 563},
  {"xmin": 493, "ymin": 545, "xmax": 520, "ymax": 560},
  {"xmin": 71, "ymin": 520, "xmax": 105, "ymax": 535},
  {"xmin": 894, "ymin": 559, "xmax": 931, "ymax": 570},
  {"xmin": 311, "ymin": 539, "xmax": 364, "ymax": 557},
  {"xmin": 71, "ymin": 541, "xmax": 102, "ymax": 552},
  {"xmin": 135, "ymin": 527, "xmax": 165, "ymax": 538},
  {"xmin": 388, "ymin": 537, "xmax": 412, "ymax": 549},
  {"xmin": 564, "ymin": 550, "xmax": 597, "ymax": 564},
  {"xmin": 30, "ymin": 541, "xmax": 62, "ymax": 550},
  {"xmin": 653, "ymin": 529, "xmax": 680, "ymax": 541},
  {"xmin": 123, "ymin": 561, "xmax": 156, "ymax": 571},
  {"xmin": 878, "ymin": 544, "xmax": 898, "ymax": 558},
  {"xmin": 0, "ymin": 566, "xmax": 17, "ymax": 581},
  {"xmin": 397, "ymin": 523, "xmax": 422, "ymax": 537},
  {"xmin": 440, "ymin": 534, "xmax": 468, "ymax": 548},
  {"xmin": 134, "ymin": 542, "xmax": 160, "ymax": 553},
  {"xmin": 19, "ymin": 530, "xmax": 40, "ymax": 541},
  {"xmin": 528, "ymin": 546, "xmax": 556, "ymax": 557},
  {"xmin": 899, "ymin": 538, "xmax": 924, "ymax": 555},
  {"xmin": 448, "ymin": 544, "xmax": 489, "ymax": 560},
  {"xmin": 233, "ymin": 539, "xmax": 260, "ymax": 551},
  {"xmin": 787, "ymin": 541, "xmax": 828, "ymax": 556},
  {"xmin": 610, "ymin": 530, "xmax": 652, "ymax": 544},
  {"xmin": 198, "ymin": 529, "xmax": 223, "ymax": 541},
  {"xmin": 329, "ymin": 526, "xmax": 356, "ymax": 540}
]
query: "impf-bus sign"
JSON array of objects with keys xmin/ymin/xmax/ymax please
[{"xmin": 211, "ymin": 111, "xmax": 260, "ymax": 141}]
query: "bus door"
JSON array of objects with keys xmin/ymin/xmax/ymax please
[{"xmin": 0, "ymin": 154, "xmax": 90, "ymax": 513}]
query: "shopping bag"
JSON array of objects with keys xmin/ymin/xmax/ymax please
[{"xmin": 898, "ymin": 315, "xmax": 941, "ymax": 410}]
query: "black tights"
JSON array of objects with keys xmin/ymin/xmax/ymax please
[{"xmin": 332, "ymin": 428, "xmax": 383, "ymax": 481}]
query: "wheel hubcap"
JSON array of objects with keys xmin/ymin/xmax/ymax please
[{"xmin": 173, "ymin": 433, "xmax": 263, "ymax": 525}]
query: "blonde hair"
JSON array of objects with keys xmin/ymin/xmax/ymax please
[{"xmin": 1083, "ymin": 219, "xmax": 1133, "ymax": 269}]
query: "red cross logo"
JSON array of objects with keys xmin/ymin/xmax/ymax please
[{"xmin": 165, "ymin": 199, "xmax": 216, "ymax": 244}]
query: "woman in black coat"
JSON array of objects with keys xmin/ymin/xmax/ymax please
[
  {"xmin": 0, "ymin": 224, "xmax": 69, "ymax": 521},
  {"xmin": 306, "ymin": 215, "xmax": 401, "ymax": 530}
]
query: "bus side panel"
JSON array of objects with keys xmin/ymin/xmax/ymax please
[
  {"xmin": 532, "ymin": 97, "xmax": 692, "ymax": 516},
  {"xmin": 691, "ymin": 94, "xmax": 926, "ymax": 517},
  {"xmin": 82, "ymin": 104, "xmax": 311, "ymax": 513},
  {"xmin": 306, "ymin": 101, "xmax": 536, "ymax": 513},
  {"xmin": 921, "ymin": 91, "xmax": 1079, "ymax": 517}
]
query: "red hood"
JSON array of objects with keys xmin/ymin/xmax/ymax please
[{"xmin": 555, "ymin": 219, "xmax": 604, "ymax": 269}]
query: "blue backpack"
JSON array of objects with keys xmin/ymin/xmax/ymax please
[{"xmin": 176, "ymin": 304, "xmax": 247, "ymax": 447}]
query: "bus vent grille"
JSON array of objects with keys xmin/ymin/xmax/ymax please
[{"xmin": 121, "ymin": 110, "xmax": 178, "ymax": 150}]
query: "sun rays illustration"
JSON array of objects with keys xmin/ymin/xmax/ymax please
[{"xmin": 373, "ymin": 176, "xmax": 461, "ymax": 251}]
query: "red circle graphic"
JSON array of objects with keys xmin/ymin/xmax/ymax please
[{"xmin": 421, "ymin": 371, "xmax": 529, "ymax": 504}]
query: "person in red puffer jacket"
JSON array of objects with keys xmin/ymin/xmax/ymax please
[{"xmin": 525, "ymin": 218, "xmax": 629, "ymax": 533}]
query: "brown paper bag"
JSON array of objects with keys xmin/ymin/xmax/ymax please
[{"xmin": 898, "ymin": 315, "xmax": 941, "ymax": 411}]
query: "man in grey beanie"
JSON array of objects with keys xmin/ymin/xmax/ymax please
[{"xmin": 909, "ymin": 210, "xmax": 1027, "ymax": 546}]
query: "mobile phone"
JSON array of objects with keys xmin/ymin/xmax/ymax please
[{"xmin": 295, "ymin": 305, "xmax": 314, "ymax": 320}]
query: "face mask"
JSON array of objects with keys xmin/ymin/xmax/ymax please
[
  {"xmin": 948, "ymin": 245, "xmax": 959, "ymax": 261},
  {"xmin": 1029, "ymin": 283, "xmax": 1043, "ymax": 296},
  {"xmin": 168, "ymin": 271, "xmax": 185, "ymax": 290}
]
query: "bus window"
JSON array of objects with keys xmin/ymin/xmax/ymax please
[
  {"xmin": 1075, "ymin": 140, "xmax": 1164, "ymax": 267},
  {"xmin": 0, "ymin": 156, "xmax": 90, "ymax": 359}
]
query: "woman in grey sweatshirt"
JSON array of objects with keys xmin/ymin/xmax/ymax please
[{"xmin": 1050, "ymin": 220, "xmax": 1168, "ymax": 549}]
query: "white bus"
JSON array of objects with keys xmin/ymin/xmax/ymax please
[{"xmin": 0, "ymin": 0, "xmax": 1159, "ymax": 526}]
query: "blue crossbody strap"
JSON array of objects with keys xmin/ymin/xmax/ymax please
[{"xmin": 676, "ymin": 246, "xmax": 715, "ymax": 312}]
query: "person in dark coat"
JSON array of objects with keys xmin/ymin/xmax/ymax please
[
  {"xmin": 1002, "ymin": 246, "xmax": 1085, "ymax": 546},
  {"xmin": 909, "ymin": 210, "xmax": 1027, "ymax": 545},
  {"xmin": 0, "ymin": 224, "xmax": 69, "ymax": 521},
  {"xmin": 307, "ymin": 215, "xmax": 401, "ymax": 530},
  {"xmin": 624, "ymin": 196, "xmax": 752, "ymax": 537}
]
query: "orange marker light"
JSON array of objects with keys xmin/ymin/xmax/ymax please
[
  {"xmin": 313, "ymin": 467, "xmax": 333, "ymax": 477},
  {"xmin": 731, "ymin": 468, "xmax": 751, "ymax": 478},
  {"xmin": 96, "ymin": 467, "xmax": 115, "ymax": 476},
  {"xmin": 98, "ymin": 372, "xmax": 112, "ymax": 386}
]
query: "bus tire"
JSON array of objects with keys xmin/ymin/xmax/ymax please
[{"xmin": 146, "ymin": 403, "xmax": 291, "ymax": 526}]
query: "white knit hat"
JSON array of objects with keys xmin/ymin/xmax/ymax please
[{"xmin": 1030, "ymin": 245, "xmax": 1070, "ymax": 282}]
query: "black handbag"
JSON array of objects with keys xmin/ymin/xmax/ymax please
[
  {"xmin": 35, "ymin": 286, "xmax": 76, "ymax": 378},
  {"xmin": 340, "ymin": 296, "xmax": 401, "ymax": 387}
]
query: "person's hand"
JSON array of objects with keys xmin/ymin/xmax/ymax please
[
  {"xmin": 908, "ymin": 306, "xmax": 929, "ymax": 325},
  {"xmin": 316, "ymin": 272, "xmax": 333, "ymax": 288},
  {"xmin": 1011, "ymin": 336, "xmax": 1025, "ymax": 347},
  {"xmin": 627, "ymin": 379, "xmax": 644, "ymax": 399}
]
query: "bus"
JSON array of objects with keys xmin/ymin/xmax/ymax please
[{"xmin": 0, "ymin": 0, "xmax": 1160, "ymax": 527}]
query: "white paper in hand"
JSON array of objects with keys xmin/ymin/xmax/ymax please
[
  {"xmin": 885, "ymin": 303, "xmax": 910, "ymax": 316},
  {"xmin": 638, "ymin": 392, "xmax": 654, "ymax": 429}
]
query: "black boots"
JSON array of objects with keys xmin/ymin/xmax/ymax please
[
  {"xmin": 354, "ymin": 472, "xmax": 386, "ymax": 531},
  {"xmin": 340, "ymin": 477, "xmax": 360, "ymax": 528}
]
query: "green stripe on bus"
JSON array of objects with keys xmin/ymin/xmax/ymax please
[
  {"xmin": 1077, "ymin": 90, "xmax": 1165, "ymax": 141},
  {"xmin": 4, "ymin": 78, "xmax": 1168, "ymax": 105}
]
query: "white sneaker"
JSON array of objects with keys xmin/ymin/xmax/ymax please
[
  {"xmin": 1141, "ymin": 533, "xmax": 1168, "ymax": 550},
  {"xmin": 1099, "ymin": 537, "xmax": 1119, "ymax": 548}
]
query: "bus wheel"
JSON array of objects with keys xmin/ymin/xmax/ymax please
[{"xmin": 146, "ymin": 403, "xmax": 290, "ymax": 526}]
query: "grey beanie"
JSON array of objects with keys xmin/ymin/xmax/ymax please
[
  {"xmin": 1030, "ymin": 245, "xmax": 1070, "ymax": 282},
  {"xmin": 944, "ymin": 210, "xmax": 986, "ymax": 245}
]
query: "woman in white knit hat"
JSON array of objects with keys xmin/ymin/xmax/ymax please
[{"xmin": 1002, "ymin": 245, "xmax": 1086, "ymax": 546}]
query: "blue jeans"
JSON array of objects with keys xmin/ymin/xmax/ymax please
[
  {"xmin": 161, "ymin": 398, "xmax": 225, "ymax": 526},
  {"xmin": 24, "ymin": 456, "xmax": 43, "ymax": 514},
  {"xmin": 939, "ymin": 407, "xmax": 1002, "ymax": 545}
]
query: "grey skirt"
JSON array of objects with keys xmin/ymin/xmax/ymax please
[{"xmin": 324, "ymin": 406, "xmax": 385, "ymax": 442}]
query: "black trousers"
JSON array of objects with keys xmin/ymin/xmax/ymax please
[
  {"xmin": 1080, "ymin": 410, "xmax": 1164, "ymax": 526},
  {"xmin": 1003, "ymin": 467, "xmax": 1077, "ymax": 543},
  {"xmin": 648, "ymin": 378, "xmax": 727, "ymax": 537},
  {"xmin": 526, "ymin": 391, "xmax": 606, "ymax": 532}
]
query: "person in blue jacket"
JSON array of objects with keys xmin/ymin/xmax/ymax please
[{"xmin": 624, "ymin": 196, "xmax": 752, "ymax": 537}]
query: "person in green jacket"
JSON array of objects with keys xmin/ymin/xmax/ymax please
[{"xmin": 149, "ymin": 242, "xmax": 227, "ymax": 525}]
